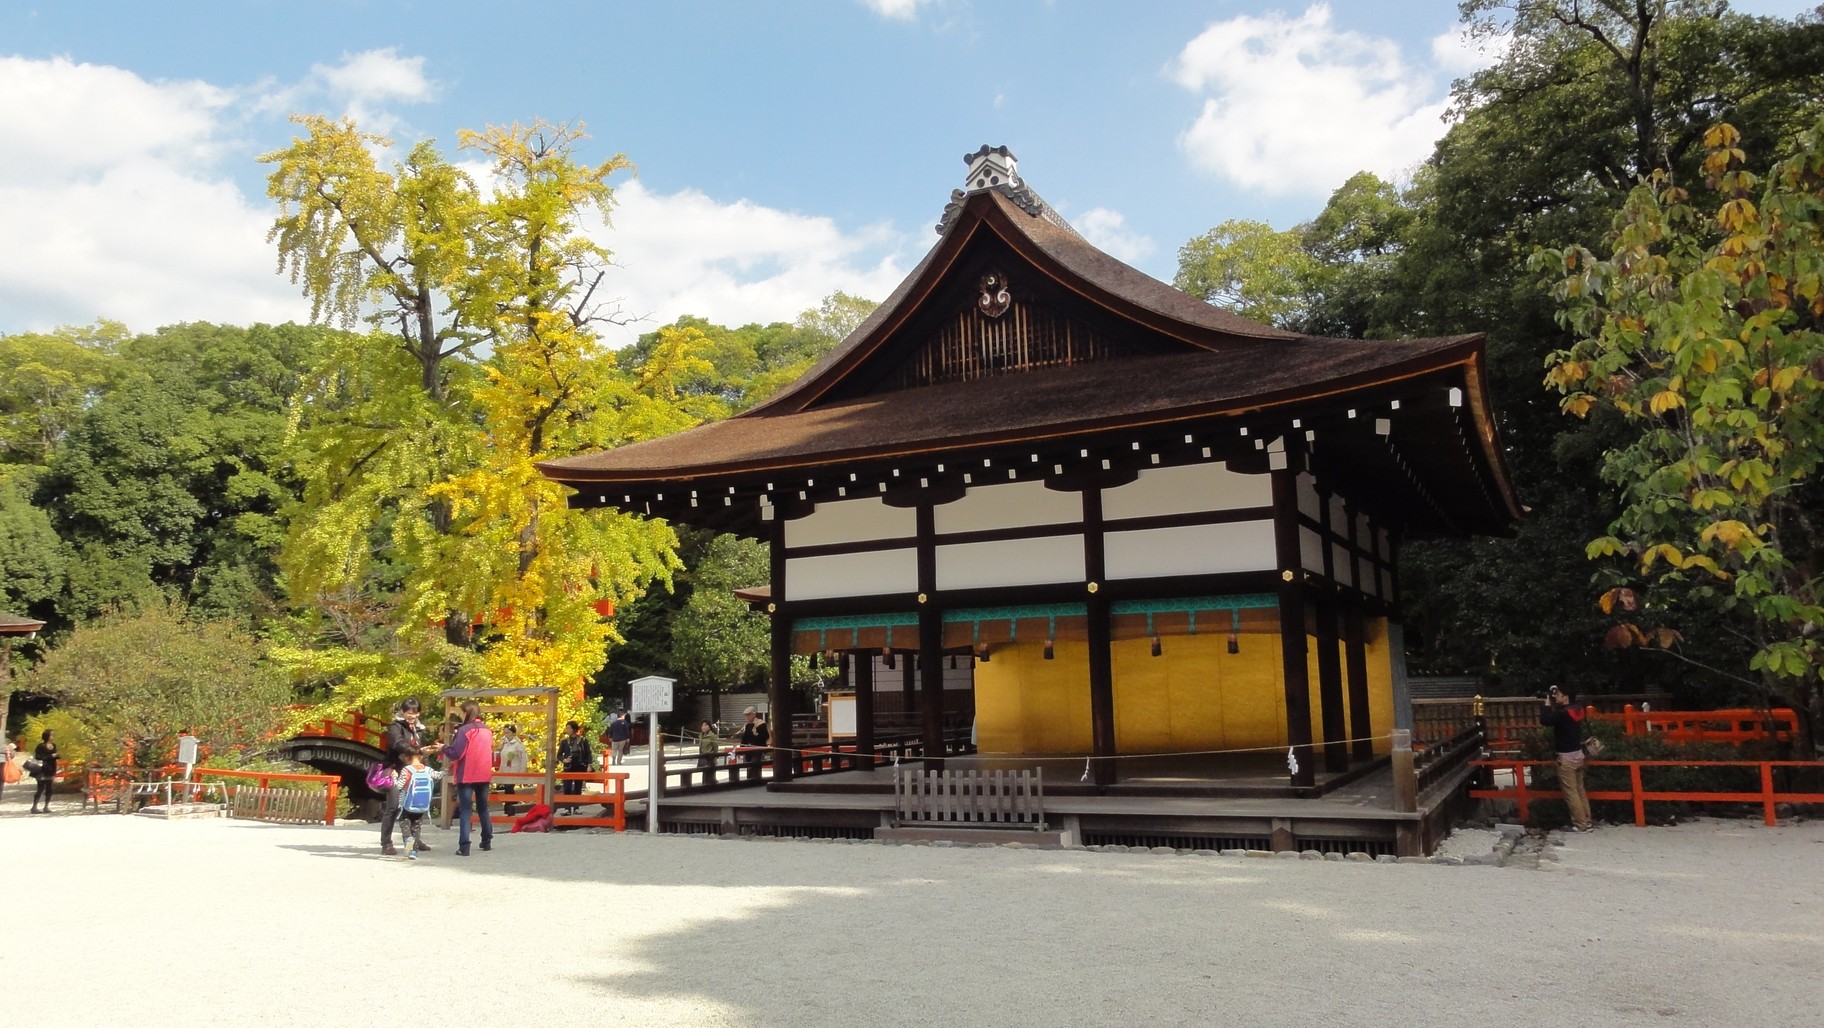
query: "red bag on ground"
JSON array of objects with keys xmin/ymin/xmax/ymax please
[{"xmin": 511, "ymin": 802, "xmax": 554, "ymax": 833}]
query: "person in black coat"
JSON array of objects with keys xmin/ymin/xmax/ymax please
[
  {"xmin": 558, "ymin": 721, "xmax": 593, "ymax": 795},
  {"xmin": 1540, "ymin": 686, "xmax": 1594, "ymax": 832},
  {"xmin": 380, "ymin": 698, "xmax": 435, "ymax": 855},
  {"xmin": 29, "ymin": 728, "xmax": 57, "ymax": 814}
]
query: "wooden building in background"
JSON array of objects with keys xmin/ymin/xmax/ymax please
[{"xmin": 538, "ymin": 145, "xmax": 1518, "ymax": 793}]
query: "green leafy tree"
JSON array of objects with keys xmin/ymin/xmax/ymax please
[
  {"xmin": 25, "ymin": 598, "xmax": 292, "ymax": 769},
  {"xmin": 1374, "ymin": 3, "xmax": 1822, "ymax": 688},
  {"xmin": 1172, "ymin": 219, "xmax": 1317, "ymax": 328},
  {"xmin": 668, "ymin": 533, "xmax": 770, "ymax": 711},
  {"xmin": 0, "ymin": 323, "xmax": 124, "ymax": 466},
  {"xmin": 263, "ymin": 116, "xmax": 689, "ymax": 723},
  {"xmin": 33, "ymin": 323, "xmax": 325, "ymax": 622},
  {"xmin": 1540, "ymin": 121, "xmax": 1824, "ymax": 750}
]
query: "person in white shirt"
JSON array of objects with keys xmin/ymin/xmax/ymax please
[{"xmin": 496, "ymin": 723, "xmax": 529, "ymax": 814}]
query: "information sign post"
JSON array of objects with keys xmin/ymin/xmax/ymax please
[{"xmin": 629, "ymin": 675, "xmax": 675, "ymax": 834}]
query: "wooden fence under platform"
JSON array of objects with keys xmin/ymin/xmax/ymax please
[{"xmin": 894, "ymin": 766, "xmax": 1045, "ymax": 827}]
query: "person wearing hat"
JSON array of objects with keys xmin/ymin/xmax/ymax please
[
  {"xmin": 735, "ymin": 706, "xmax": 769, "ymax": 782},
  {"xmin": 380, "ymin": 698, "xmax": 437, "ymax": 856}
]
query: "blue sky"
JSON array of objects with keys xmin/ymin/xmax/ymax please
[{"xmin": 1, "ymin": 1, "xmax": 1815, "ymax": 341}]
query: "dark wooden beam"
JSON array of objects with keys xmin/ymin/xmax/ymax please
[
  {"xmin": 767, "ymin": 517, "xmax": 793, "ymax": 783},
  {"xmin": 1343, "ymin": 601, "xmax": 1374, "ymax": 763},
  {"xmin": 916, "ymin": 502, "xmax": 945, "ymax": 767},
  {"xmin": 853, "ymin": 650, "xmax": 876, "ymax": 768},
  {"xmin": 1271, "ymin": 440, "xmax": 1317, "ymax": 790},
  {"xmin": 1314, "ymin": 591, "xmax": 1348, "ymax": 773},
  {"xmin": 1083, "ymin": 486, "xmax": 1116, "ymax": 788}
]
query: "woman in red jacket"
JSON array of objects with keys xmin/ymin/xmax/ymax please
[{"xmin": 441, "ymin": 701, "xmax": 496, "ymax": 855}]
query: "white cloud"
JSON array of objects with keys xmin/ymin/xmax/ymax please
[
  {"xmin": 0, "ymin": 54, "xmax": 908, "ymax": 341},
  {"xmin": 1430, "ymin": 24, "xmax": 1510, "ymax": 76},
  {"xmin": 1170, "ymin": 4, "xmax": 1485, "ymax": 196},
  {"xmin": 598, "ymin": 180, "xmax": 914, "ymax": 339},
  {"xmin": 253, "ymin": 48, "xmax": 440, "ymax": 136},
  {"xmin": 861, "ymin": 0, "xmax": 933, "ymax": 21},
  {"xmin": 1071, "ymin": 207, "xmax": 1155, "ymax": 264},
  {"xmin": 0, "ymin": 56, "xmax": 305, "ymax": 332}
]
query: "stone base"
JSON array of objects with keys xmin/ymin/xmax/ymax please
[
  {"xmin": 875, "ymin": 824, "xmax": 1071, "ymax": 848},
  {"xmin": 134, "ymin": 803, "xmax": 227, "ymax": 820}
]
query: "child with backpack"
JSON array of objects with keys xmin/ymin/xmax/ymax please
[{"xmin": 394, "ymin": 743, "xmax": 442, "ymax": 860}]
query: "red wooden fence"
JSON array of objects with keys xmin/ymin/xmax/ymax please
[{"xmin": 1470, "ymin": 758, "xmax": 1824, "ymax": 826}]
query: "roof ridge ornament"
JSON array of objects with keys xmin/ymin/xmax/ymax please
[
  {"xmin": 964, "ymin": 144, "xmax": 1020, "ymax": 191},
  {"xmin": 936, "ymin": 143, "xmax": 1059, "ymax": 234}
]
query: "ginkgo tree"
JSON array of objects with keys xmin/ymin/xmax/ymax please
[
  {"xmin": 262, "ymin": 116, "xmax": 697, "ymax": 724},
  {"xmin": 1540, "ymin": 120, "xmax": 1824, "ymax": 752}
]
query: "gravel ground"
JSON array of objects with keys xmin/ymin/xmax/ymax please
[{"xmin": 6, "ymin": 790, "xmax": 1821, "ymax": 1027}]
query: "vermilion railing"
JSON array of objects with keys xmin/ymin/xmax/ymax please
[
  {"xmin": 288, "ymin": 708, "xmax": 384, "ymax": 747},
  {"xmin": 1470, "ymin": 758, "xmax": 1824, "ymax": 826},
  {"xmin": 1481, "ymin": 707, "xmax": 1798, "ymax": 749},
  {"xmin": 458, "ymin": 770, "xmax": 629, "ymax": 832},
  {"xmin": 193, "ymin": 767, "xmax": 341, "ymax": 826}
]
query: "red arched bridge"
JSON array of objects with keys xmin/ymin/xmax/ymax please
[{"xmin": 270, "ymin": 712, "xmax": 390, "ymax": 817}]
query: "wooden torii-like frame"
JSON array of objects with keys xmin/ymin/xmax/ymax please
[{"xmin": 435, "ymin": 686, "xmax": 559, "ymax": 829}]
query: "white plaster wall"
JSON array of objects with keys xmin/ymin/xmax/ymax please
[
  {"xmin": 784, "ymin": 497, "xmax": 916, "ymax": 548},
  {"xmin": 1332, "ymin": 542, "xmax": 1354, "ymax": 587},
  {"xmin": 1300, "ymin": 526, "xmax": 1325, "ymax": 574},
  {"xmin": 1295, "ymin": 472, "xmax": 1321, "ymax": 521},
  {"xmin": 935, "ymin": 535, "xmax": 1085, "ymax": 590},
  {"xmin": 1101, "ymin": 462, "xmax": 1272, "ymax": 521},
  {"xmin": 934, "ymin": 478, "xmax": 1081, "ymax": 534},
  {"xmin": 785, "ymin": 548, "xmax": 917, "ymax": 601},
  {"xmin": 1104, "ymin": 520, "xmax": 1275, "ymax": 579}
]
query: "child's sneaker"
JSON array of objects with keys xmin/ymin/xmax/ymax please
[{"xmin": 408, "ymin": 843, "xmax": 419, "ymax": 859}]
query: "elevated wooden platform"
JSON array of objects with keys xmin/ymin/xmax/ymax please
[{"xmin": 639, "ymin": 755, "xmax": 1473, "ymax": 856}]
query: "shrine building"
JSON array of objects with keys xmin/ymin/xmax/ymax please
[{"xmin": 537, "ymin": 145, "xmax": 1518, "ymax": 797}]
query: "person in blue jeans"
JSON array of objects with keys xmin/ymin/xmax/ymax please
[{"xmin": 441, "ymin": 701, "xmax": 496, "ymax": 855}]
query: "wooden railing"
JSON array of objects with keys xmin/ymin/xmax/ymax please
[
  {"xmin": 196, "ymin": 768, "xmax": 341, "ymax": 826},
  {"xmin": 463, "ymin": 770, "xmax": 628, "ymax": 832},
  {"xmin": 289, "ymin": 708, "xmax": 385, "ymax": 747},
  {"xmin": 1413, "ymin": 694, "xmax": 1669, "ymax": 745},
  {"xmin": 650, "ymin": 726, "xmax": 973, "ymax": 794},
  {"xmin": 1414, "ymin": 724, "xmax": 1484, "ymax": 797},
  {"xmin": 894, "ymin": 766, "xmax": 1044, "ymax": 827},
  {"xmin": 1470, "ymin": 758, "xmax": 1824, "ymax": 826},
  {"xmin": 1478, "ymin": 706, "xmax": 1798, "ymax": 749}
]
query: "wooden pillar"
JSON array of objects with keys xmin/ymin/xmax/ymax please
[
  {"xmin": 916, "ymin": 502, "xmax": 945, "ymax": 766},
  {"xmin": 1314, "ymin": 592, "xmax": 1348, "ymax": 772},
  {"xmin": 854, "ymin": 649, "xmax": 876, "ymax": 768},
  {"xmin": 1342, "ymin": 603, "xmax": 1374, "ymax": 762},
  {"xmin": 918, "ymin": 606, "xmax": 945, "ymax": 766},
  {"xmin": 1083, "ymin": 486, "xmax": 1116, "ymax": 788},
  {"xmin": 768, "ymin": 611, "xmax": 794, "ymax": 784},
  {"xmin": 1270, "ymin": 440, "xmax": 1317, "ymax": 790},
  {"xmin": 900, "ymin": 652, "xmax": 915, "ymax": 717},
  {"xmin": 767, "ymin": 518, "xmax": 793, "ymax": 783}
]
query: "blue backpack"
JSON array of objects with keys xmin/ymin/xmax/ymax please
[{"xmin": 401, "ymin": 766, "xmax": 435, "ymax": 814}]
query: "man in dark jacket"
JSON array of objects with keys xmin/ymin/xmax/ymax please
[
  {"xmin": 558, "ymin": 721, "xmax": 592, "ymax": 795},
  {"xmin": 1540, "ymin": 686, "xmax": 1594, "ymax": 832},
  {"xmin": 607, "ymin": 712, "xmax": 633, "ymax": 765},
  {"xmin": 381, "ymin": 698, "xmax": 436, "ymax": 855},
  {"xmin": 736, "ymin": 706, "xmax": 769, "ymax": 782}
]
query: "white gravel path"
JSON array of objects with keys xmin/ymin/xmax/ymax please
[{"xmin": 6, "ymin": 792, "xmax": 1821, "ymax": 1027}]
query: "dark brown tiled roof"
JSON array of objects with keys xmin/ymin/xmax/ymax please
[
  {"xmin": 539, "ymin": 335, "xmax": 1483, "ymax": 481},
  {"xmin": 538, "ymin": 182, "xmax": 1520, "ymax": 537}
]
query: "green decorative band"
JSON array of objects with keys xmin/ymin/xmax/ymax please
[
  {"xmin": 1110, "ymin": 594, "xmax": 1277, "ymax": 615},
  {"xmin": 792, "ymin": 612, "xmax": 919, "ymax": 633},
  {"xmin": 941, "ymin": 603, "xmax": 1089, "ymax": 623}
]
